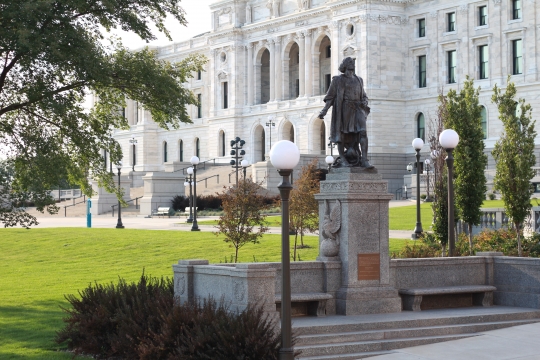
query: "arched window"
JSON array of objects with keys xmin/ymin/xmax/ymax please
[
  {"xmin": 317, "ymin": 36, "xmax": 332, "ymax": 95},
  {"xmin": 260, "ymin": 49, "xmax": 270, "ymax": 104},
  {"xmin": 288, "ymin": 43, "xmax": 300, "ymax": 99},
  {"xmin": 289, "ymin": 125, "xmax": 295, "ymax": 143},
  {"xmin": 219, "ymin": 130, "xmax": 225, "ymax": 156},
  {"xmin": 195, "ymin": 138, "xmax": 200, "ymax": 158},
  {"xmin": 163, "ymin": 141, "xmax": 168, "ymax": 163},
  {"xmin": 320, "ymin": 122, "xmax": 326, "ymax": 154},
  {"xmin": 480, "ymin": 106, "xmax": 487, "ymax": 139},
  {"xmin": 417, "ymin": 113, "xmax": 425, "ymax": 141},
  {"xmin": 179, "ymin": 140, "xmax": 184, "ymax": 161}
]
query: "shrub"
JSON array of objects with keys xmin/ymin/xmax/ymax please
[
  {"xmin": 171, "ymin": 195, "xmax": 189, "ymax": 211},
  {"xmin": 395, "ymin": 233, "xmax": 442, "ymax": 258},
  {"xmin": 57, "ymin": 274, "xmax": 284, "ymax": 359},
  {"xmin": 420, "ymin": 194, "xmax": 427, "ymax": 200},
  {"xmin": 488, "ymin": 193, "xmax": 496, "ymax": 200}
]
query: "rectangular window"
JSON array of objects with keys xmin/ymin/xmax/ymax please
[
  {"xmin": 448, "ymin": 50, "xmax": 457, "ymax": 83},
  {"xmin": 479, "ymin": 45, "xmax": 489, "ymax": 79},
  {"xmin": 197, "ymin": 70, "xmax": 202, "ymax": 80},
  {"xmin": 325, "ymin": 74, "xmax": 331, "ymax": 92},
  {"xmin": 295, "ymin": 79, "xmax": 300, "ymax": 97},
  {"xmin": 512, "ymin": 39, "xmax": 522, "ymax": 75},
  {"xmin": 479, "ymin": 6, "xmax": 487, "ymax": 26},
  {"xmin": 418, "ymin": 55, "xmax": 426, "ymax": 88},
  {"xmin": 418, "ymin": 18, "xmax": 426, "ymax": 37},
  {"xmin": 223, "ymin": 82, "xmax": 228, "ymax": 109},
  {"xmin": 512, "ymin": 0, "xmax": 521, "ymax": 19},
  {"xmin": 447, "ymin": 12, "xmax": 456, "ymax": 32},
  {"xmin": 197, "ymin": 94, "xmax": 202, "ymax": 118},
  {"xmin": 325, "ymin": 45, "xmax": 331, "ymax": 58}
]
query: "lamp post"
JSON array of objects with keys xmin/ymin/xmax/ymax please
[
  {"xmin": 404, "ymin": 185, "xmax": 408, "ymax": 199},
  {"xmin": 184, "ymin": 167, "xmax": 194, "ymax": 223},
  {"xmin": 270, "ymin": 140, "xmax": 300, "ymax": 360},
  {"xmin": 327, "ymin": 137, "xmax": 336, "ymax": 156},
  {"xmin": 115, "ymin": 162, "xmax": 124, "ymax": 229},
  {"xmin": 190, "ymin": 156, "xmax": 200, "ymax": 231},
  {"xmin": 325, "ymin": 155, "xmax": 334, "ymax": 172},
  {"xmin": 424, "ymin": 159, "xmax": 431, "ymax": 201},
  {"xmin": 241, "ymin": 159, "xmax": 249, "ymax": 179},
  {"xmin": 230, "ymin": 137, "xmax": 246, "ymax": 187},
  {"xmin": 439, "ymin": 129, "xmax": 460, "ymax": 256},
  {"xmin": 412, "ymin": 138, "xmax": 424, "ymax": 239},
  {"xmin": 129, "ymin": 137, "xmax": 137, "ymax": 172},
  {"xmin": 266, "ymin": 116, "xmax": 276, "ymax": 150}
]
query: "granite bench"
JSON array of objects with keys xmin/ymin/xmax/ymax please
[
  {"xmin": 152, "ymin": 207, "xmax": 172, "ymax": 218},
  {"xmin": 275, "ymin": 293, "xmax": 332, "ymax": 317},
  {"xmin": 399, "ymin": 285, "xmax": 496, "ymax": 311}
]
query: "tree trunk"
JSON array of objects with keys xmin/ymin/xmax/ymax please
[
  {"xmin": 235, "ymin": 246, "xmax": 239, "ymax": 263},
  {"xmin": 293, "ymin": 233, "xmax": 298, "ymax": 261},
  {"xmin": 468, "ymin": 223, "xmax": 473, "ymax": 256},
  {"xmin": 516, "ymin": 222, "xmax": 523, "ymax": 257}
]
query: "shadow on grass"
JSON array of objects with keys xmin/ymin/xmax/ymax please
[{"xmin": 0, "ymin": 300, "xmax": 80, "ymax": 359}]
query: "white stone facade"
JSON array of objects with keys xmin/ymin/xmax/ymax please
[{"xmin": 112, "ymin": 0, "xmax": 540, "ymax": 194}]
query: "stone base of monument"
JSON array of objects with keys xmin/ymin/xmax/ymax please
[{"xmin": 315, "ymin": 167, "xmax": 402, "ymax": 315}]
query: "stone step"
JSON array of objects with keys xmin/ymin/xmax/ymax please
[
  {"xmin": 297, "ymin": 350, "xmax": 394, "ymax": 360},
  {"xmin": 296, "ymin": 319, "xmax": 539, "ymax": 346},
  {"xmin": 296, "ymin": 333, "xmax": 476, "ymax": 358},
  {"xmin": 293, "ymin": 309, "xmax": 540, "ymax": 336}
]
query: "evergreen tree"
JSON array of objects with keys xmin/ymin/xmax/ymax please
[
  {"xmin": 492, "ymin": 80, "xmax": 537, "ymax": 257},
  {"xmin": 444, "ymin": 77, "xmax": 488, "ymax": 254}
]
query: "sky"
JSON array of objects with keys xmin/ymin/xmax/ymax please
[{"xmin": 116, "ymin": 0, "xmax": 214, "ymax": 49}]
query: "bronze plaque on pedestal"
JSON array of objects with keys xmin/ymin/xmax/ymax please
[{"xmin": 357, "ymin": 253, "xmax": 380, "ymax": 280}]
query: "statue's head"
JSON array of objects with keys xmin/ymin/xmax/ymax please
[{"xmin": 338, "ymin": 57, "xmax": 356, "ymax": 73}]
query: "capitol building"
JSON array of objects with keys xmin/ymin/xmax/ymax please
[{"xmin": 111, "ymin": 0, "xmax": 540, "ymax": 197}]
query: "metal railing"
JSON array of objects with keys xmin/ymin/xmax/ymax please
[
  {"xmin": 63, "ymin": 195, "xmax": 87, "ymax": 217},
  {"xmin": 111, "ymin": 196, "xmax": 143, "ymax": 217},
  {"xmin": 395, "ymin": 188, "xmax": 403, "ymax": 200},
  {"xmin": 196, "ymin": 174, "xmax": 219, "ymax": 188},
  {"xmin": 173, "ymin": 158, "xmax": 219, "ymax": 174}
]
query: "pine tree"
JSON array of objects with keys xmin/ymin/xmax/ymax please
[
  {"xmin": 492, "ymin": 79, "xmax": 537, "ymax": 257},
  {"xmin": 444, "ymin": 77, "xmax": 488, "ymax": 255}
]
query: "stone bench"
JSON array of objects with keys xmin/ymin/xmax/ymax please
[
  {"xmin": 399, "ymin": 285, "xmax": 496, "ymax": 311},
  {"xmin": 275, "ymin": 293, "xmax": 332, "ymax": 317}
]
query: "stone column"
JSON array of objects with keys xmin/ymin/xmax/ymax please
[
  {"xmin": 229, "ymin": 45, "xmax": 236, "ymax": 108},
  {"xmin": 330, "ymin": 21, "xmax": 340, "ymax": 77},
  {"xmin": 269, "ymin": 40, "xmax": 276, "ymax": 102},
  {"xmin": 247, "ymin": 43, "xmax": 254, "ymax": 106},
  {"xmin": 315, "ymin": 168, "xmax": 402, "ymax": 315},
  {"xmin": 209, "ymin": 49, "xmax": 216, "ymax": 116},
  {"xmin": 274, "ymin": 37, "xmax": 282, "ymax": 101},
  {"xmin": 297, "ymin": 32, "xmax": 306, "ymax": 97},
  {"xmin": 304, "ymin": 30, "xmax": 312, "ymax": 97}
]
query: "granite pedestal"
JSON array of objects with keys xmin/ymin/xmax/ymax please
[{"xmin": 315, "ymin": 167, "xmax": 402, "ymax": 315}]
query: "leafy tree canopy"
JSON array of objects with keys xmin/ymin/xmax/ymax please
[{"xmin": 0, "ymin": 0, "xmax": 206, "ymax": 226}]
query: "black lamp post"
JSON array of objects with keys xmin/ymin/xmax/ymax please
[
  {"xmin": 190, "ymin": 156, "xmax": 200, "ymax": 231},
  {"xmin": 412, "ymin": 138, "xmax": 424, "ymax": 239},
  {"xmin": 184, "ymin": 168, "xmax": 193, "ymax": 223},
  {"xmin": 327, "ymin": 137, "xmax": 336, "ymax": 156},
  {"xmin": 230, "ymin": 137, "xmax": 246, "ymax": 187},
  {"xmin": 266, "ymin": 116, "xmax": 276, "ymax": 151},
  {"xmin": 439, "ymin": 129, "xmax": 460, "ymax": 256},
  {"xmin": 424, "ymin": 159, "xmax": 431, "ymax": 201},
  {"xmin": 241, "ymin": 159, "xmax": 249, "ymax": 179},
  {"xmin": 270, "ymin": 140, "xmax": 300, "ymax": 360},
  {"xmin": 129, "ymin": 137, "xmax": 137, "ymax": 172},
  {"xmin": 115, "ymin": 162, "xmax": 124, "ymax": 229}
]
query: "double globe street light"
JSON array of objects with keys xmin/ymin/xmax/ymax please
[
  {"xmin": 269, "ymin": 140, "xmax": 300, "ymax": 360},
  {"xmin": 412, "ymin": 138, "xmax": 424, "ymax": 239},
  {"xmin": 190, "ymin": 156, "xmax": 200, "ymax": 232},
  {"xmin": 115, "ymin": 162, "xmax": 124, "ymax": 229},
  {"xmin": 184, "ymin": 167, "xmax": 194, "ymax": 223}
]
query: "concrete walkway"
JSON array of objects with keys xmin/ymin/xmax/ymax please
[{"xmin": 370, "ymin": 321, "xmax": 540, "ymax": 360}]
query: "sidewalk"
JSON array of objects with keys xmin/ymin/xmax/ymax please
[{"xmin": 371, "ymin": 321, "xmax": 540, "ymax": 360}]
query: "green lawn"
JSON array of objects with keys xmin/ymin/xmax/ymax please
[{"xmin": 0, "ymin": 227, "xmax": 408, "ymax": 359}]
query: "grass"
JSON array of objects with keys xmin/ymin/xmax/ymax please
[{"xmin": 0, "ymin": 227, "xmax": 411, "ymax": 359}]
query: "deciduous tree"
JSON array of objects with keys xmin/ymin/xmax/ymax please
[
  {"xmin": 0, "ymin": 0, "xmax": 206, "ymax": 227},
  {"xmin": 492, "ymin": 80, "xmax": 536, "ymax": 257},
  {"xmin": 444, "ymin": 77, "xmax": 488, "ymax": 254},
  {"xmin": 290, "ymin": 160, "xmax": 321, "ymax": 261},
  {"xmin": 214, "ymin": 179, "xmax": 270, "ymax": 263}
]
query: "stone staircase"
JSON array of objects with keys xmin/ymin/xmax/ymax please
[
  {"xmin": 294, "ymin": 307, "xmax": 540, "ymax": 359},
  {"xmin": 186, "ymin": 163, "xmax": 240, "ymax": 196}
]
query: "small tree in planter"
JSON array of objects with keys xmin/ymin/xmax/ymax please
[
  {"xmin": 492, "ymin": 80, "xmax": 537, "ymax": 257},
  {"xmin": 214, "ymin": 179, "xmax": 270, "ymax": 262}
]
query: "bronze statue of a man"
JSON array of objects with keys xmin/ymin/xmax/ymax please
[{"xmin": 319, "ymin": 57, "xmax": 373, "ymax": 169}]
